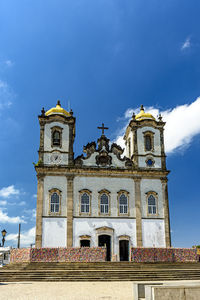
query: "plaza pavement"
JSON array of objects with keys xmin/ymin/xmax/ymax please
[{"xmin": 0, "ymin": 281, "xmax": 134, "ymax": 300}]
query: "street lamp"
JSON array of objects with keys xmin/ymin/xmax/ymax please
[{"xmin": 0, "ymin": 229, "xmax": 7, "ymax": 247}]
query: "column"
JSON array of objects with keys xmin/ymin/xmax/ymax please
[
  {"xmin": 35, "ymin": 175, "xmax": 44, "ymax": 248},
  {"xmin": 161, "ymin": 178, "xmax": 171, "ymax": 247},
  {"xmin": 135, "ymin": 177, "xmax": 142, "ymax": 247},
  {"xmin": 67, "ymin": 175, "xmax": 74, "ymax": 247}
]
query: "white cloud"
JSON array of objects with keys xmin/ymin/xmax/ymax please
[
  {"xmin": 0, "ymin": 185, "xmax": 20, "ymax": 198},
  {"xmin": 0, "ymin": 80, "xmax": 13, "ymax": 110},
  {"xmin": 19, "ymin": 201, "xmax": 26, "ymax": 206},
  {"xmin": 6, "ymin": 227, "xmax": 35, "ymax": 247},
  {"xmin": 181, "ymin": 37, "xmax": 191, "ymax": 50},
  {"xmin": 0, "ymin": 200, "xmax": 7, "ymax": 206},
  {"xmin": 23, "ymin": 208, "xmax": 36, "ymax": 221},
  {"xmin": 114, "ymin": 97, "xmax": 200, "ymax": 155},
  {"xmin": 0, "ymin": 208, "xmax": 26, "ymax": 224},
  {"xmin": 4, "ymin": 60, "xmax": 13, "ymax": 67},
  {"xmin": 32, "ymin": 194, "xmax": 37, "ymax": 199}
]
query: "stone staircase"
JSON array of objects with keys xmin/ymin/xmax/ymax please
[{"xmin": 1, "ymin": 262, "xmax": 200, "ymax": 282}]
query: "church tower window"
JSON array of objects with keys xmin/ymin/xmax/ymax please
[
  {"xmin": 51, "ymin": 126, "xmax": 63, "ymax": 148},
  {"xmin": 53, "ymin": 131, "xmax": 60, "ymax": 146},
  {"xmin": 119, "ymin": 193, "xmax": 128, "ymax": 214},
  {"xmin": 147, "ymin": 194, "xmax": 157, "ymax": 215},
  {"xmin": 143, "ymin": 131, "xmax": 154, "ymax": 152}
]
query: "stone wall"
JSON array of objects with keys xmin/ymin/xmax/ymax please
[
  {"xmin": 131, "ymin": 247, "xmax": 198, "ymax": 262},
  {"xmin": 10, "ymin": 247, "xmax": 106, "ymax": 263}
]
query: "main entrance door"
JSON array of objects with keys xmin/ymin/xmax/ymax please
[
  {"xmin": 98, "ymin": 235, "xmax": 111, "ymax": 261},
  {"xmin": 119, "ymin": 240, "xmax": 129, "ymax": 261}
]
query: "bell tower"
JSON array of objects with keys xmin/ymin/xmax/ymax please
[
  {"xmin": 124, "ymin": 105, "xmax": 166, "ymax": 170},
  {"xmin": 35, "ymin": 101, "xmax": 75, "ymax": 248},
  {"xmin": 38, "ymin": 100, "xmax": 75, "ymax": 167}
]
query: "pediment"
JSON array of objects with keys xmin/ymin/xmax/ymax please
[{"xmin": 74, "ymin": 135, "xmax": 134, "ymax": 169}]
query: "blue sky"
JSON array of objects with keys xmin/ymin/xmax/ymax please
[{"xmin": 0, "ymin": 0, "xmax": 200, "ymax": 247}]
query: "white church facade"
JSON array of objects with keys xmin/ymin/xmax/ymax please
[{"xmin": 35, "ymin": 101, "xmax": 171, "ymax": 261}]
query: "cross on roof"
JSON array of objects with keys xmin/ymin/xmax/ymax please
[{"xmin": 97, "ymin": 123, "xmax": 109, "ymax": 135}]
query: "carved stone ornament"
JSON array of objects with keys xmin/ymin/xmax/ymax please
[
  {"xmin": 96, "ymin": 150, "xmax": 112, "ymax": 166},
  {"xmin": 74, "ymin": 155, "xmax": 83, "ymax": 167},
  {"xmin": 83, "ymin": 142, "xmax": 96, "ymax": 158},
  {"xmin": 97, "ymin": 135, "xmax": 110, "ymax": 151}
]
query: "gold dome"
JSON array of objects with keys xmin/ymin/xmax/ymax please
[
  {"xmin": 135, "ymin": 105, "xmax": 155, "ymax": 121},
  {"xmin": 45, "ymin": 100, "xmax": 70, "ymax": 117}
]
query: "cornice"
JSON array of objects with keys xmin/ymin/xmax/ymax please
[{"xmin": 35, "ymin": 165, "xmax": 170, "ymax": 178}]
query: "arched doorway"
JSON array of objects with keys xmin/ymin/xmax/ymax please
[
  {"xmin": 119, "ymin": 240, "xmax": 129, "ymax": 261},
  {"xmin": 98, "ymin": 235, "xmax": 111, "ymax": 261}
]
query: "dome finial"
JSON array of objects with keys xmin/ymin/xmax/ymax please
[
  {"xmin": 140, "ymin": 104, "xmax": 144, "ymax": 111},
  {"xmin": 57, "ymin": 100, "xmax": 61, "ymax": 106}
]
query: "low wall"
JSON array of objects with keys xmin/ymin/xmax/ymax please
[
  {"xmin": 131, "ymin": 248, "xmax": 198, "ymax": 263},
  {"xmin": 10, "ymin": 248, "xmax": 31, "ymax": 263},
  {"xmin": 10, "ymin": 247, "xmax": 106, "ymax": 263}
]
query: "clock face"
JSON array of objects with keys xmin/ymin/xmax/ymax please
[{"xmin": 50, "ymin": 153, "xmax": 61, "ymax": 164}]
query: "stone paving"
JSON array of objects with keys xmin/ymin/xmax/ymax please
[{"xmin": 0, "ymin": 281, "xmax": 134, "ymax": 300}]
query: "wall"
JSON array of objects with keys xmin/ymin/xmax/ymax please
[
  {"xmin": 73, "ymin": 176, "xmax": 135, "ymax": 217},
  {"xmin": 131, "ymin": 248, "xmax": 198, "ymax": 262},
  {"xmin": 10, "ymin": 247, "xmax": 106, "ymax": 263},
  {"xmin": 142, "ymin": 219, "xmax": 165, "ymax": 247},
  {"xmin": 43, "ymin": 176, "xmax": 67, "ymax": 216},
  {"xmin": 43, "ymin": 122, "xmax": 69, "ymax": 165},
  {"xmin": 138, "ymin": 156, "xmax": 161, "ymax": 169},
  {"xmin": 42, "ymin": 218, "xmax": 67, "ymax": 247},
  {"xmin": 140, "ymin": 179, "xmax": 164, "ymax": 218},
  {"xmin": 137, "ymin": 126, "xmax": 161, "ymax": 156},
  {"xmin": 44, "ymin": 122, "xmax": 69, "ymax": 151},
  {"xmin": 73, "ymin": 218, "xmax": 136, "ymax": 258}
]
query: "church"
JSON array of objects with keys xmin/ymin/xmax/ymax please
[{"xmin": 35, "ymin": 101, "xmax": 171, "ymax": 261}]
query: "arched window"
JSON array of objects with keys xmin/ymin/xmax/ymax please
[
  {"xmin": 148, "ymin": 194, "xmax": 157, "ymax": 214},
  {"xmin": 145, "ymin": 135, "xmax": 152, "ymax": 151},
  {"xmin": 51, "ymin": 126, "xmax": 63, "ymax": 148},
  {"xmin": 143, "ymin": 131, "xmax": 154, "ymax": 152},
  {"xmin": 50, "ymin": 192, "xmax": 60, "ymax": 213},
  {"xmin": 119, "ymin": 193, "xmax": 128, "ymax": 214},
  {"xmin": 100, "ymin": 193, "xmax": 109, "ymax": 214},
  {"xmin": 81, "ymin": 192, "xmax": 90, "ymax": 213},
  {"xmin": 53, "ymin": 130, "xmax": 61, "ymax": 146}
]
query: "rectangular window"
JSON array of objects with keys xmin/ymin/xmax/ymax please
[
  {"xmin": 81, "ymin": 203, "xmax": 89, "ymax": 213},
  {"xmin": 100, "ymin": 204, "xmax": 108, "ymax": 214}
]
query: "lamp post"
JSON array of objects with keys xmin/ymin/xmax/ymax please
[{"xmin": 0, "ymin": 229, "xmax": 7, "ymax": 247}]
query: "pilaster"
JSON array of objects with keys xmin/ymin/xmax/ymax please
[
  {"xmin": 38, "ymin": 121, "xmax": 45, "ymax": 162},
  {"xmin": 161, "ymin": 177, "xmax": 171, "ymax": 247},
  {"xmin": 68, "ymin": 123, "xmax": 74, "ymax": 166},
  {"xmin": 132, "ymin": 127, "xmax": 138, "ymax": 166},
  {"xmin": 67, "ymin": 175, "xmax": 74, "ymax": 247},
  {"xmin": 35, "ymin": 174, "xmax": 44, "ymax": 248},
  {"xmin": 135, "ymin": 177, "xmax": 142, "ymax": 247},
  {"xmin": 160, "ymin": 128, "xmax": 166, "ymax": 170}
]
